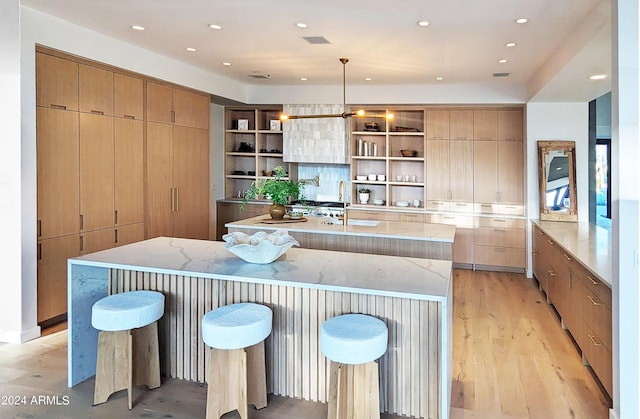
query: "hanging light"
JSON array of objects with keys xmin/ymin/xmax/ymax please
[{"xmin": 280, "ymin": 58, "xmax": 393, "ymax": 121}]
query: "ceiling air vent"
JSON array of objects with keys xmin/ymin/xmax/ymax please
[
  {"xmin": 493, "ymin": 72, "xmax": 510, "ymax": 77},
  {"xmin": 249, "ymin": 73, "xmax": 271, "ymax": 79},
  {"xmin": 303, "ymin": 36, "xmax": 331, "ymax": 45}
]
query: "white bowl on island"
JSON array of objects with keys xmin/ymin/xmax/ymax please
[{"xmin": 222, "ymin": 229, "xmax": 299, "ymax": 264}]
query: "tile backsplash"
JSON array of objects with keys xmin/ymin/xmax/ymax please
[{"xmin": 297, "ymin": 163, "xmax": 350, "ymax": 202}]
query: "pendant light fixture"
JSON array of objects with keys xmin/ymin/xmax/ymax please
[{"xmin": 280, "ymin": 58, "xmax": 393, "ymax": 121}]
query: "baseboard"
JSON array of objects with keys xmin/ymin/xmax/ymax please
[{"xmin": 0, "ymin": 324, "xmax": 41, "ymax": 343}]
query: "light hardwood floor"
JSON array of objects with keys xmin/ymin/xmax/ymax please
[{"xmin": 0, "ymin": 270, "xmax": 609, "ymax": 418}]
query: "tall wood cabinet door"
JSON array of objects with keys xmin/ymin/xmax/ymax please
[
  {"xmin": 114, "ymin": 73, "xmax": 144, "ymax": 120},
  {"xmin": 498, "ymin": 110, "xmax": 523, "ymax": 141},
  {"xmin": 79, "ymin": 64, "xmax": 113, "ymax": 116},
  {"xmin": 449, "ymin": 140, "xmax": 474, "ymax": 202},
  {"xmin": 498, "ymin": 140, "xmax": 524, "ymax": 204},
  {"xmin": 146, "ymin": 122, "xmax": 175, "ymax": 238},
  {"xmin": 37, "ymin": 234, "xmax": 80, "ymax": 323},
  {"xmin": 79, "ymin": 114, "xmax": 115, "ymax": 231},
  {"xmin": 146, "ymin": 81, "xmax": 173, "ymax": 124},
  {"xmin": 449, "ymin": 110, "xmax": 474, "ymax": 140},
  {"xmin": 426, "ymin": 139, "xmax": 450, "ymax": 201},
  {"xmin": 37, "ymin": 108, "xmax": 79, "ymax": 239},
  {"xmin": 81, "ymin": 228, "xmax": 115, "ymax": 254},
  {"xmin": 36, "ymin": 52, "xmax": 78, "ymax": 111},
  {"xmin": 115, "ymin": 222, "xmax": 145, "ymax": 246},
  {"xmin": 473, "ymin": 141, "xmax": 498, "ymax": 204},
  {"xmin": 173, "ymin": 89, "xmax": 210, "ymax": 129},
  {"xmin": 115, "ymin": 118, "xmax": 144, "ymax": 225},
  {"xmin": 425, "ymin": 109, "xmax": 449, "ymax": 139},
  {"xmin": 473, "ymin": 110, "xmax": 497, "ymax": 140},
  {"xmin": 173, "ymin": 126, "xmax": 210, "ymax": 239}
]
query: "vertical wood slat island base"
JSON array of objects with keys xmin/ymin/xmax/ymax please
[{"xmin": 68, "ymin": 237, "xmax": 452, "ymax": 419}]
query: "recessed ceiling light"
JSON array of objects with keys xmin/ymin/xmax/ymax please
[
  {"xmin": 364, "ymin": 77, "xmax": 372, "ymax": 81},
  {"xmin": 417, "ymin": 21, "xmax": 430, "ymax": 27},
  {"xmin": 589, "ymin": 74, "xmax": 608, "ymax": 80},
  {"xmin": 186, "ymin": 47, "xmax": 196, "ymax": 52},
  {"xmin": 296, "ymin": 22, "xmax": 308, "ymax": 28},
  {"xmin": 505, "ymin": 42, "xmax": 517, "ymax": 47},
  {"xmin": 498, "ymin": 59, "xmax": 508, "ymax": 63},
  {"xmin": 436, "ymin": 77, "xmax": 443, "ymax": 81},
  {"xmin": 300, "ymin": 77, "xmax": 307, "ymax": 81},
  {"xmin": 131, "ymin": 25, "xmax": 145, "ymax": 31},
  {"xmin": 208, "ymin": 24, "xmax": 223, "ymax": 30},
  {"xmin": 222, "ymin": 62, "xmax": 232, "ymax": 66},
  {"xmin": 515, "ymin": 18, "xmax": 528, "ymax": 24}
]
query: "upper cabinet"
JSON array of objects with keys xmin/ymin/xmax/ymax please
[
  {"xmin": 146, "ymin": 81, "xmax": 209, "ymax": 129},
  {"xmin": 114, "ymin": 73, "xmax": 144, "ymax": 120},
  {"xmin": 426, "ymin": 109, "xmax": 449, "ymax": 140},
  {"xmin": 36, "ymin": 53, "xmax": 78, "ymax": 111},
  {"xmin": 449, "ymin": 110, "xmax": 474, "ymax": 141},
  {"xmin": 79, "ymin": 64, "xmax": 114, "ymax": 116},
  {"xmin": 498, "ymin": 110, "xmax": 524, "ymax": 141},
  {"xmin": 473, "ymin": 110, "xmax": 498, "ymax": 141}
]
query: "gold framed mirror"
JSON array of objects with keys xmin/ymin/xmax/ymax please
[{"xmin": 538, "ymin": 140, "xmax": 578, "ymax": 222}]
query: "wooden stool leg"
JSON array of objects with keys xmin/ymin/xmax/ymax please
[
  {"xmin": 206, "ymin": 347, "xmax": 247, "ymax": 419},
  {"xmin": 132, "ymin": 322, "xmax": 161, "ymax": 390},
  {"xmin": 327, "ymin": 361, "xmax": 380, "ymax": 419},
  {"xmin": 94, "ymin": 330, "xmax": 131, "ymax": 407},
  {"xmin": 246, "ymin": 341, "xmax": 267, "ymax": 409}
]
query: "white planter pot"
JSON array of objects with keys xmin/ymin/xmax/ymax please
[{"xmin": 359, "ymin": 193, "xmax": 370, "ymax": 204}]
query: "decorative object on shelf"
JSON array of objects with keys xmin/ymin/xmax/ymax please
[
  {"xmin": 373, "ymin": 199, "xmax": 385, "ymax": 206},
  {"xmin": 241, "ymin": 166, "xmax": 305, "ymax": 220},
  {"xmin": 237, "ymin": 119, "xmax": 249, "ymax": 130},
  {"xmin": 279, "ymin": 58, "xmax": 393, "ymax": 121},
  {"xmin": 358, "ymin": 187, "xmax": 371, "ymax": 204},
  {"xmin": 396, "ymin": 201, "xmax": 409, "ymax": 207},
  {"xmin": 413, "ymin": 199, "xmax": 421, "ymax": 208},
  {"xmin": 269, "ymin": 120, "xmax": 281, "ymax": 131},
  {"xmin": 222, "ymin": 230, "xmax": 299, "ymax": 264},
  {"xmin": 238, "ymin": 142, "xmax": 253, "ymax": 152},
  {"xmin": 392, "ymin": 126, "xmax": 420, "ymax": 132},
  {"xmin": 401, "ymin": 149, "xmax": 418, "ymax": 157},
  {"xmin": 377, "ymin": 174, "xmax": 385, "ymax": 181},
  {"xmin": 262, "ymin": 169, "xmax": 273, "ymax": 177}
]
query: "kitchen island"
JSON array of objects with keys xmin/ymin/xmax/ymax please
[
  {"xmin": 226, "ymin": 214, "xmax": 456, "ymax": 260},
  {"xmin": 68, "ymin": 237, "xmax": 452, "ymax": 419}
]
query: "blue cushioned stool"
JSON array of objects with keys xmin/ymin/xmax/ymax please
[
  {"xmin": 321, "ymin": 313, "xmax": 388, "ymax": 419},
  {"xmin": 202, "ymin": 302, "xmax": 272, "ymax": 419},
  {"xmin": 91, "ymin": 290, "xmax": 164, "ymax": 409}
]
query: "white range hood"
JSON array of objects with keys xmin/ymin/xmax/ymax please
[{"xmin": 282, "ymin": 104, "xmax": 349, "ymax": 164}]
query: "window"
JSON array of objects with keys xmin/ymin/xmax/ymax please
[{"xmin": 596, "ymin": 138, "xmax": 611, "ymax": 228}]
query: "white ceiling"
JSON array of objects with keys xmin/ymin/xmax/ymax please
[{"xmin": 22, "ymin": 0, "xmax": 612, "ymax": 102}]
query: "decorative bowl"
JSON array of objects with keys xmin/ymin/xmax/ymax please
[
  {"xmin": 356, "ymin": 175, "xmax": 367, "ymax": 181},
  {"xmin": 400, "ymin": 149, "xmax": 418, "ymax": 157},
  {"xmin": 396, "ymin": 201, "xmax": 410, "ymax": 207},
  {"xmin": 373, "ymin": 199, "xmax": 385, "ymax": 205},
  {"xmin": 222, "ymin": 230, "xmax": 299, "ymax": 264},
  {"xmin": 288, "ymin": 211, "xmax": 304, "ymax": 220}
]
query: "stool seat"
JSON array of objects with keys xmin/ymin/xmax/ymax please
[
  {"xmin": 321, "ymin": 313, "xmax": 387, "ymax": 364},
  {"xmin": 202, "ymin": 302, "xmax": 272, "ymax": 350},
  {"xmin": 92, "ymin": 290, "xmax": 164, "ymax": 332}
]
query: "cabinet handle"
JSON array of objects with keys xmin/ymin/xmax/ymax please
[
  {"xmin": 37, "ymin": 220, "xmax": 42, "ymax": 237},
  {"xmin": 37, "ymin": 243, "xmax": 42, "ymax": 261},
  {"xmin": 51, "ymin": 104, "xmax": 66, "ymax": 110},
  {"xmin": 123, "ymin": 114, "xmax": 135, "ymax": 119},
  {"xmin": 493, "ymin": 229, "xmax": 506, "ymax": 233},
  {"xmin": 563, "ymin": 253, "xmax": 572, "ymax": 261},
  {"xmin": 114, "ymin": 210, "xmax": 118, "ymax": 225},
  {"xmin": 587, "ymin": 275, "xmax": 601, "ymax": 286},
  {"xmin": 532, "ymin": 251, "xmax": 539, "ymax": 256},
  {"xmin": 171, "ymin": 188, "xmax": 175, "ymax": 212},
  {"xmin": 171, "ymin": 110, "xmax": 176, "ymax": 123},
  {"xmin": 505, "ymin": 205, "xmax": 517, "ymax": 209},
  {"xmin": 587, "ymin": 295, "xmax": 601, "ymax": 306},
  {"xmin": 547, "ymin": 269, "xmax": 557, "ymax": 277},
  {"xmin": 493, "ymin": 219, "xmax": 506, "ymax": 222},
  {"xmin": 481, "ymin": 204, "xmax": 492, "ymax": 208},
  {"xmin": 443, "ymin": 216, "xmax": 455, "ymax": 220},
  {"xmin": 538, "ymin": 230, "xmax": 544, "ymax": 235},
  {"xmin": 547, "ymin": 239, "xmax": 555, "ymax": 245},
  {"xmin": 90, "ymin": 110, "xmax": 104, "ymax": 115},
  {"xmin": 80, "ymin": 236, "xmax": 84, "ymax": 252},
  {"xmin": 587, "ymin": 334, "xmax": 602, "ymax": 347},
  {"xmin": 80, "ymin": 214, "xmax": 84, "ymax": 230},
  {"xmin": 456, "ymin": 203, "xmax": 467, "ymax": 207},
  {"xmin": 175, "ymin": 188, "xmax": 179, "ymax": 211},
  {"xmin": 115, "ymin": 229, "xmax": 118, "ymax": 244}
]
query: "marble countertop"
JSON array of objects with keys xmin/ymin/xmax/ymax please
[
  {"xmin": 226, "ymin": 215, "xmax": 456, "ymax": 243},
  {"xmin": 533, "ymin": 220, "xmax": 612, "ymax": 287},
  {"xmin": 70, "ymin": 237, "xmax": 452, "ymax": 301}
]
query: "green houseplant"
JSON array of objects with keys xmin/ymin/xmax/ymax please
[
  {"xmin": 358, "ymin": 187, "xmax": 371, "ymax": 204},
  {"xmin": 242, "ymin": 166, "xmax": 305, "ymax": 219}
]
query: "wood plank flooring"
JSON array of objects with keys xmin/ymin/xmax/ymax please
[{"xmin": 0, "ymin": 269, "xmax": 610, "ymax": 418}]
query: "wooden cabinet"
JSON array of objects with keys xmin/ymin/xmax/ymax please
[
  {"xmin": 473, "ymin": 110, "xmax": 497, "ymax": 140},
  {"xmin": 114, "ymin": 73, "xmax": 143, "ymax": 120},
  {"xmin": 399, "ymin": 212, "xmax": 425, "ymax": 223},
  {"xmin": 474, "ymin": 216, "xmax": 525, "ymax": 269},
  {"xmin": 347, "ymin": 209, "xmax": 399, "ymax": 222},
  {"xmin": 115, "ymin": 223, "xmax": 145, "ymax": 247},
  {"xmin": 37, "ymin": 234, "xmax": 80, "ymax": 323},
  {"xmin": 425, "ymin": 109, "xmax": 449, "ymax": 139},
  {"xmin": 449, "ymin": 110, "xmax": 474, "ymax": 140},
  {"xmin": 146, "ymin": 122, "xmax": 209, "ymax": 240},
  {"xmin": 37, "ymin": 108, "xmax": 79, "ymax": 239},
  {"xmin": 426, "ymin": 139, "xmax": 473, "ymax": 206},
  {"xmin": 498, "ymin": 110, "xmax": 523, "ymax": 141},
  {"xmin": 498, "ymin": 140, "xmax": 524, "ymax": 205},
  {"xmin": 36, "ymin": 52, "xmax": 78, "ymax": 111},
  {"xmin": 79, "ymin": 64, "xmax": 113, "ymax": 116},
  {"xmin": 427, "ymin": 214, "xmax": 475, "ymax": 265},
  {"xmin": 426, "ymin": 139, "xmax": 449, "ymax": 202},
  {"xmin": 146, "ymin": 81, "xmax": 209, "ymax": 128},
  {"xmin": 216, "ymin": 201, "xmax": 270, "ymax": 240},
  {"xmin": 81, "ymin": 228, "xmax": 116, "ymax": 255},
  {"xmin": 114, "ymin": 118, "xmax": 144, "ymax": 226},
  {"xmin": 473, "ymin": 140, "xmax": 499, "ymax": 203}
]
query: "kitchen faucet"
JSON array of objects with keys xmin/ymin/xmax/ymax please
[{"xmin": 338, "ymin": 180, "xmax": 348, "ymax": 225}]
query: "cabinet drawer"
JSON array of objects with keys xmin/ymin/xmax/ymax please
[
  {"xmin": 427, "ymin": 214, "xmax": 475, "ymax": 228},
  {"xmin": 399, "ymin": 213, "xmax": 425, "ymax": 223},
  {"xmin": 347, "ymin": 209, "xmax": 399, "ymax": 222},
  {"xmin": 449, "ymin": 202, "xmax": 474, "ymax": 213},
  {"xmin": 497, "ymin": 204, "xmax": 524, "ymax": 216},
  {"xmin": 474, "ymin": 246, "xmax": 525, "ymax": 268},
  {"xmin": 474, "ymin": 203, "xmax": 499, "ymax": 214},
  {"xmin": 581, "ymin": 289, "xmax": 612, "ymax": 349},
  {"xmin": 426, "ymin": 200, "xmax": 450, "ymax": 211},
  {"xmin": 582, "ymin": 322, "xmax": 612, "ymax": 396},
  {"xmin": 475, "ymin": 227, "xmax": 524, "ymax": 248},
  {"xmin": 574, "ymin": 264, "xmax": 611, "ymax": 310},
  {"xmin": 478, "ymin": 216, "xmax": 525, "ymax": 229}
]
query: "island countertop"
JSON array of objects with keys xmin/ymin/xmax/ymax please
[{"xmin": 226, "ymin": 214, "xmax": 456, "ymax": 243}]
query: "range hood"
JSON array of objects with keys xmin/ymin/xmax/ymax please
[{"xmin": 282, "ymin": 104, "xmax": 349, "ymax": 164}]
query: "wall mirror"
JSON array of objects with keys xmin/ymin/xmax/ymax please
[{"xmin": 538, "ymin": 140, "xmax": 578, "ymax": 222}]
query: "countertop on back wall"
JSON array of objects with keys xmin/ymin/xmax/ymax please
[{"xmin": 226, "ymin": 214, "xmax": 456, "ymax": 242}]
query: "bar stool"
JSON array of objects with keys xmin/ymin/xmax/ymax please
[
  {"xmin": 91, "ymin": 290, "xmax": 164, "ymax": 409},
  {"xmin": 202, "ymin": 302, "xmax": 272, "ymax": 419},
  {"xmin": 321, "ymin": 313, "xmax": 388, "ymax": 419}
]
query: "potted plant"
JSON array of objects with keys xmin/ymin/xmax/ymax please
[
  {"xmin": 241, "ymin": 166, "xmax": 305, "ymax": 219},
  {"xmin": 358, "ymin": 187, "xmax": 371, "ymax": 204}
]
